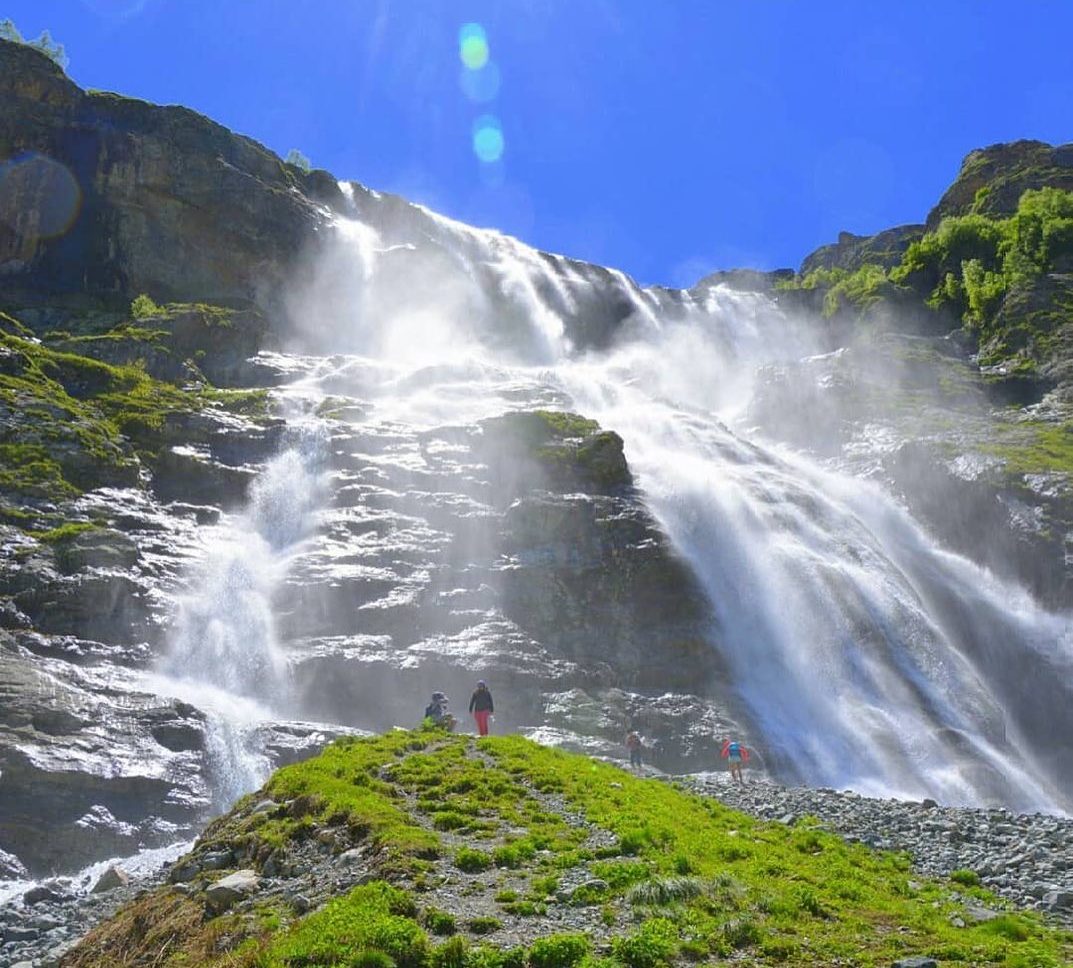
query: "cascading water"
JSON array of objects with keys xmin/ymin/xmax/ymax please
[
  {"xmin": 154, "ymin": 427, "xmax": 327, "ymax": 808},
  {"xmin": 279, "ymin": 197, "xmax": 1073, "ymax": 814}
]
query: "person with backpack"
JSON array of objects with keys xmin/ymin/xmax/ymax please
[
  {"xmin": 425, "ymin": 691, "xmax": 452, "ymax": 729},
  {"xmin": 625, "ymin": 730, "xmax": 644, "ymax": 770},
  {"xmin": 720, "ymin": 738, "xmax": 749, "ymax": 783},
  {"xmin": 468, "ymin": 680, "xmax": 494, "ymax": 736}
]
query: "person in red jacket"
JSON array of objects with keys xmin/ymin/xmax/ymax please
[{"xmin": 469, "ymin": 680, "xmax": 494, "ymax": 736}]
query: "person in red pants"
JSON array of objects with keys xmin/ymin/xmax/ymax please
[{"xmin": 469, "ymin": 680, "xmax": 494, "ymax": 736}]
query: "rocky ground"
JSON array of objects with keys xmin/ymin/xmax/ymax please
[
  {"xmin": 4, "ymin": 753, "xmax": 1073, "ymax": 967},
  {"xmin": 689, "ymin": 774, "xmax": 1073, "ymax": 924}
]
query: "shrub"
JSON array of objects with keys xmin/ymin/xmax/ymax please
[
  {"xmin": 285, "ymin": 148, "xmax": 313, "ymax": 173},
  {"xmin": 0, "ymin": 19, "xmax": 68, "ymax": 69},
  {"xmin": 494, "ymin": 842, "xmax": 535, "ymax": 868},
  {"xmin": 351, "ymin": 952, "xmax": 396, "ymax": 968},
  {"xmin": 467, "ymin": 916, "xmax": 502, "ymax": 935},
  {"xmin": 455, "ymin": 847, "xmax": 492, "ymax": 873},
  {"xmin": 611, "ymin": 918, "xmax": 679, "ymax": 968},
  {"xmin": 589, "ymin": 860, "xmax": 649, "ymax": 889},
  {"xmin": 423, "ymin": 907, "xmax": 457, "ymax": 936},
  {"xmin": 626, "ymin": 875, "xmax": 706, "ymax": 906},
  {"xmin": 431, "ymin": 935, "xmax": 469, "ymax": 968},
  {"xmin": 130, "ymin": 294, "xmax": 161, "ymax": 319},
  {"xmin": 721, "ymin": 916, "xmax": 762, "ymax": 950},
  {"xmin": 950, "ymin": 868, "xmax": 981, "ymax": 887},
  {"xmin": 528, "ymin": 932, "xmax": 591, "ymax": 968},
  {"xmin": 266, "ymin": 882, "xmax": 430, "ymax": 968}
]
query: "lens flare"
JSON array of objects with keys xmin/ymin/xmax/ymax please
[
  {"xmin": 459, "ymin": 23, "xmax": 489, "ymax": 70},
  {"xmin": 472, "ymin": 115, "xmax": 505, "ymax": 164},
  {"xmin": 0, "ymin": 153, "xmax": 82, "ymax": 262}
]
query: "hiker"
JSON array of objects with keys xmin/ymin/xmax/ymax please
[
  {"xmin": 625, "ymin": 730, "xmax": 643, "ymax": 770},
  {"xmin": 720, "ymin": 738, "xmax": 749, "ymax": 783},
  {"xmin": 468, "ymin": 680, "xmax": 494, "ymax": 736},
  {"xmin": 425, "ymin": 691, "xmax": 452, "ymax": 729}
]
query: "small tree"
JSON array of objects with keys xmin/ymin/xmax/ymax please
[
  {"xmin": 130, "ymin": 294, "xmax": 161, "ymax": 319},
  {"xmin": 285, "ymin": 148, "xmax": 313, "ymax": 173},
  {"xmin": 0, "ymin": 19, "xmax": 69, "ymax": 70}
]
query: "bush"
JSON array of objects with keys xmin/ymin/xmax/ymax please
[
  {"xmin": 285, "ymin": 148, "xmax": 313, "ymax": 173},
  {"xmin": 455, "ymin": 847, "xmax": 492, "ymax": 873},
  {"xmin": 611, "ymin": 918, "xmax": 679, "ymax": 968},
  {"xmin": 528, "ymin": 932, "xmax": 591, "ymax": 968},
  {"xmin": 950, "ymin": 868, "xmax": 981, "ymax": 887},
  {"xmin": 467, "ymin": 916, "xmax": 502, "ymax": 935},
  {"xmin": 351, "ymin": 952, "xmax": 396, "ymax": 968},
  {"xmin": 130, "ymin": 294, "xmax": 161, "ymax": 319},
  {"xmin": 494, "ymin": 842, "xmax": 535, "ymax": 868},
  {"xmin": 423, "ymin": 907, "xmax": 457, "ymax": 936},
  {"xmin": 626, "ymin": 875, "xmax": 706, "ymax": 906},
  {"xmin": 431, "ymin": 935, "xmax": 469, "ymax": 968},
  {"xmin": 721, "ymin": 916, "xmax": 762, "ymax": 950},
  {"xmin": 0, "ymin": 19, "xmax": 68, "ymax": 69}
]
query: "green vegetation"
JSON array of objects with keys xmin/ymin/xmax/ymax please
[
  {"xmin": 455, "ymin": 847, "xmax": 494, "ymax": 873},
  {"xmin": 64, "ymin": 732, "xmax": 1073, "ymax": 968},
  {"xmin": 0, "ymin": 311, "xmax": 269, "ymax": 524},
  {"xmin": 130, "ymin": 293, "xmax": 162, "ymax": 319},
  {"xmin": 264, "ymin": 882, "xmax": 429, "ymax": 968},
  {"xmin": 285, "ymin": 148, "xmax": 313, "ymax": 173},
  {"xmin": 0, "ymin": 18, "xmax": 68, "ymax": 69},
  {"xmin": 779, "ymin": 187, "xmax": 1073, "ymax": 376},
  {"xmin": 424, "ymin": 908, "xmax": 459, "ymax": 936},
  {"xmin": 980, "ymin": 420, "xmax": 1073, "ymax": 475},
  {"xmin": 951, "ymin": 869, "xmax": 983, "ymax": 888},
  {"xmin": 527, "ymin": 933, "xmax": 590, "ymax": 968}
]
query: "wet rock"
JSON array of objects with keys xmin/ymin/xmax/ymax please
[
  {"xmin": 0, "ymin": 846, "xmax": 28, "ymax": 879},
  {"xmin": 23, "ymin": 884, "xmax": 65, "ymax": 905},
  {"xmin": 205, "ymin": 870, "xmax": 260, "ymax": 914}
]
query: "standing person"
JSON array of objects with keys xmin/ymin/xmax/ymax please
[
  {"xmin": 625, "ymin": 730, "xmax": 643, "ymax": 770},
  {"xmin": 469, "ymin": 680, "xmax": 494, "ymax": 736},
  {"xmin": 720, "ymin": 738, "xmax": 749, "ymax": 783}
]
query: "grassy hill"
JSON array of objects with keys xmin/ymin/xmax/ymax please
[{"xmin": 64, "ymin": 730, "xmax": 1072, "ymax": 967}]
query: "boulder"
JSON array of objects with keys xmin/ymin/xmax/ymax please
[
  {"xmin": 90, "ymin": 865, "xmax": 129, "ymax": 893},
  {"xmin": 204, "ymin": 869, "xmax": 260, "ymax": 914}
]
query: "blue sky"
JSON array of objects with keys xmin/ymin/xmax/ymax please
[{"xmin": 6, "ymin": 1, "xmax": 1072, "ymax": 286}]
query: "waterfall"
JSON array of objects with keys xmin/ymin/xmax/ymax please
[
  {"xmin": 155, "ymin": 428, "xmax": 326, "ymax": 808},
  {"xmin": 152, "ymin": 194, "xmax": 1073, "ymax": 815},
  {"xmin": 288, "ymin": 204, "xmax": 1073, "ymax": 813}
]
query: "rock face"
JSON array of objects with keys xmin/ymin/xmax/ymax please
[
  {"xmin": 927, "ymin": 139, "xmax": 1073, "ymax": 228},
  {"xmin": 0, "ymin": 39, "xmax": 336, "ymax": 309}
]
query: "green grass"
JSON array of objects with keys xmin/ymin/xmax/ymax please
[
  {"xmin": 981, "ymin": 421, "xmax": 1073, "ymax": 475},
  {"xmin": 64, "ymin": 731, "xmax": 1073, "ymax": 968}
]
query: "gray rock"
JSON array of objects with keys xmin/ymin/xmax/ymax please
[
  {"xmin": 22, "ymin": 884, "xmax": 64, "ymax": 906},
  {"xmin": 91, "ymin": 865, "xmax": 130, "ymax": 893},
  {"xmin": 200, "ymin": 849, "xmax": 233, "ymax": 871},
  {"xmin": 205, "ymin": 869, "xmax": 260, "ymax": 914},
  {"xmin": 893, "ymin": 958, "xmax": 938, "ymax": 968},
  {"xmin": 251, "ymin": 798, "xmax": 278, "ymax": 815},
  {"xmin": 169, "ymin": 861, "xmax": 199, "ymax": 883},
  {"xmin": 1042, "ymin": 889, "xmax": 1073, "ymax": 911}
]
